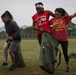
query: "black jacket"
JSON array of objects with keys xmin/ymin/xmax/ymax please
[{"xmin": 5, "ymin": 19, "xmax": 21, "ymax": 41}]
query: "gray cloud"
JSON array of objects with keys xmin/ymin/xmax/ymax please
[{"xmin": 0, "ymin": 0, "xmax": 76, "ymax": 27}]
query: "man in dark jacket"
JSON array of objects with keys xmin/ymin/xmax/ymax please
[{"xmin": 1, "ymin": 11, "xmax": 24, "ymax": 71}]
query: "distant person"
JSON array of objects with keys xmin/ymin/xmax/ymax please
[
  {"xmin": 1, "ymin": 11, "xmax": 25, "ymax": 71},
  {"xmin": 50, "ymin": 8, "xmax": 76, "ymax": 72},
  {"xmin": 32, "ymin": 2, "xmax": 55, "ymax": 45}
]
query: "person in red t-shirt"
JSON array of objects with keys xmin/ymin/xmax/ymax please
[
  {"xmin": 32, "ymin": 2, "xmax": 55, "ymax": 45},
  {"xmin": 50, "ymin": 8, "xmax": 76, "ymax": 72}
]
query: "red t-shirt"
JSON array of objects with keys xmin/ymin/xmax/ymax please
[
  {"xmin": 32, "ymin": 10, "xmax": 52, "ymax": 36},
  {"xmin": 50, "ymin": 16, "xmax": 72, "ymax": 41}
]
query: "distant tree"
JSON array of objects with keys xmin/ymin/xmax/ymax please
[
  {"xmin": 67, "ymin": 22, "xmax": 76, "ymax": 31},
  {"xmin": 67, "ymin": 22, "xmax": 76, "ymax": 36},
  {"xmin": 0, "ymin": 31, "xmax": 6, "ymax": 39},
  {"xmin": 21, "ymin": 26, "xmax": 36, "ymax": 35}
]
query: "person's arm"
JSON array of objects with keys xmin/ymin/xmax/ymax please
[
  {"xmin": 32, "ymin": 22, "xmax": 44, "ymax": 31},
  {"xmin": 9, "ymin": 22, "xmax": 21, "ymax": 40},
  {"xmin": 70, "ymin": 12, "xmax": 76, "ymax": 18},
  {"xmin": 64, "ymin": 12, "xmax": 76, "ymax": 25},
  {"xmin": 5, "ymin": 33, "xmax": 10, "ymax": 42},
  {"xmin": 49, "ymin": 11, "xmax": 55, "ymax": 17},
  {"xmin": 6, "ymin": 32, "xmax": 9, "ymax": 38}
]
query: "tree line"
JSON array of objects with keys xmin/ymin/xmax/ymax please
[{"xmin": 0, "ymin": 22, "xmax": 76, "ymax": 39}]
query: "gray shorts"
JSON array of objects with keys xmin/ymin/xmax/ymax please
[{"xmin": 9, "ymin": 40, "xmax": 20, "ymax": 52}]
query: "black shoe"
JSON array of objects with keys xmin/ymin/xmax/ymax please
[
  {"xmin": 2, "ymin": 62, "xmax": 8, "ymax": 66},
  {"xmin": 9, "ymin": 64, "xmax": 16, "ymax": 71}
]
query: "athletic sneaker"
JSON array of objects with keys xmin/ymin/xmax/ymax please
[
  {"xmin": 2, "ymin": 62, "xmax": 8, "ymax": 66},
  {"xmin": 66, "ymin": 66, "xmax": 70, "ymax": 72},
  {"xmin": 9, "ymin": 64, "xmax": 16, "ymax": 71}
]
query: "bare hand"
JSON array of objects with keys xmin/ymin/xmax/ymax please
[
  {"xmin": 9, "ymin": 36, "xmax": 13, "ymax": 40},
  {"xmin": 40, "ymin": 28, "xmax": 45, "ymax": 32}
]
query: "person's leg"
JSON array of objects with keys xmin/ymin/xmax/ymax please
[
  {"xmin": 60, "ymin": 41, "xmax": 70, "ymax": 72},
  {"xmin": 37, "ymin": 35, "xmax": 42, "ymax": 46},
  {"xmin": 9, "ymin": 50, "xmax": 15, "ymax": 64},
  {"xmin": 2, "ymin": 42, "xmax": 10, "ymax": 66},
  {"xmin": 8, "ymin": 41, "xmax": 20, "ymax": 71}
]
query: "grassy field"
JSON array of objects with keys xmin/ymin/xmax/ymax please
[{"xmin": 0, "ymin": 39, "xmax": 76, "ymax": 75}]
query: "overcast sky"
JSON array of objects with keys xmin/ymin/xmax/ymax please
[{"xmin": 0, "ymin": 0, "xmax": 76, "ymax": 27}]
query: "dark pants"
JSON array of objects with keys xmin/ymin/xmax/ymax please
[
  {"xmin": 37, "ymin": 35, "xmax": 42, "ymax": 46},
  {"xmin": 58, "ymin": 41, "xmax": 69, "ymax": 62}
]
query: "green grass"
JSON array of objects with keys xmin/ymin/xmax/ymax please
[{"xmin": 0, "ymin": 39, "xmax": 76, "ymax": 75}]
